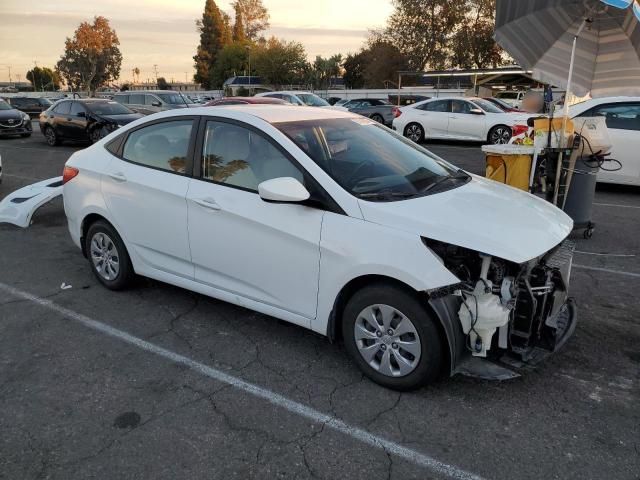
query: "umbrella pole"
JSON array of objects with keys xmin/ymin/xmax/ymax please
[{"xmin": 554, "ymin": 18, "xmax": 587, "ymax": 205}]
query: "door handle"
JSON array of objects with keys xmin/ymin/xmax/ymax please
[
  {"xmin": 108, "ymin": 172, "xmax": 127, "ymax": 182},
  {"xmin": 192, "ymin": 197, "xmax": 221, "ymax": 211}
]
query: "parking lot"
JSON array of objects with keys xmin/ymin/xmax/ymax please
[{"xmin": 1, "ymin": 124, "xmax": 638, "ymax": 479}]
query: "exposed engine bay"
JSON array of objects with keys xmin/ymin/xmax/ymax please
[{"xmin": 424, "ymin": 237, "xmax": 576, "ymax": 364}]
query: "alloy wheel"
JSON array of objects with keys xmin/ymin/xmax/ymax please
[
  {"xmin": 371, "ymin": 114, "xmax": 384, "ymax": 124},
  {"xmin": 45, "ymin": 127, "xmax": 57, "ymax": 146},
  {"xmin": 353, "ymin": 304, "xmax": 422, "ymax": 377},
  {"xmin": 90, "ymin": 232, "xmax": 120, "ymax": 281},
  {"xmin": 405, "ymin": 124, "xmax": 423, "ymax": 143},
  {"xmin": 490, "ymin": 126, "xmax": 511, "ymax": 144}
]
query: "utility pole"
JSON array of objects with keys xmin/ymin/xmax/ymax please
[
  {"xmin": 153, "ymin": 65, "xmax": 159, "ymax": 86},
  {"xmin": 7, "ymin": 66, "xmax": 11, "ymax": 85},
  {"xmin": 184, "ymin": 72, "xmax": 188, "ymax": 83}
]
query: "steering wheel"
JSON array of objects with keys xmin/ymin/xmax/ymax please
[{"xmin": 345, "ymin": 161, "xmax": 375, "ymax": 188}]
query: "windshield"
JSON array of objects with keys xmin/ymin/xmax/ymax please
[
  {"xmin": 157, "ymin": 93, "xmax": 187, "ymax": 105},
  {"xmin": 297, "ymin": 93, "xmax": 330, "ymax": 107},
  {"xmin": 276, "ymin": 118, "xmax": 467, "ymax": 200},
  {"xmin": 0, "ymin": 101, "xmax": 12, "ymax": 111},
  {"xmin": 88, "ymin": 102, "xmax": 134, "ymax": 115},
  {"xmin": 472, "ymin": 99, "xmax": 504, "ymax": 114}
]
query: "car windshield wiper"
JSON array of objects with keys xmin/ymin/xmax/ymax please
[
  {"xmin": 355, "ymin": 190, "xmax": 417, "ymax": 201},
  {"xmin": 420, "ymin": 170, "xmax": 469, "ymax": 194}
]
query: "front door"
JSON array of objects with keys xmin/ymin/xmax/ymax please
[
  {"xmin": 447, "ymin": 99, "xmax": 486, "ymax": 140},
  {"xmin": 101, "ymin": 117, "xmax": 196, "ymax": 278},
  {"xmin": 68, "ymin": 101, "xmax": 89, "ymax": 140},
  {"xmin": 186, "ymin": 119, "xmax": 323, "ymax": 322}
]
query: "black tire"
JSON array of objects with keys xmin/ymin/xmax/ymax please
[
  {"xmin": 488, "ymin": 125, "xmax": 512, "ymax": 145},
  {"xmin": 404, "ymin": 122, "xmax": 424, "ymax": 143},
  {"xmin": 342, "ymin": 283, "xmax": 443, "ymax": 391},
  {"xmin": 44, "ymin": 126, "xmax": 60, "ymax": 146},
  {"xmin": 89, "ymin": 127, "xmax": 107, "ymax": 144},
  {"xmin": 85, "ymin": 220, "xmax": 135, "ymax": 290},
  {"xmin": 371, "ymin": 114, "xmax": 384, "ymax": 124}
]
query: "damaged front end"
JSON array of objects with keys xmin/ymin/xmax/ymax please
[{"xmin": 424, "ymin": 237, "xmax": 577, "ymax": 374}]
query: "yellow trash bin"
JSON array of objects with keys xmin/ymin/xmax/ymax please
[{"xmin": 481, "ymin": 145, "xmax": 536, "ymax": 191}]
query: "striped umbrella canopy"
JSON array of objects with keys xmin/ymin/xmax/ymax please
[{"xmin": 495, "ymin": 0, "xmax": 640, "ymax": 98}]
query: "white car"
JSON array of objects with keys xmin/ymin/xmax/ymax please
[
  {"xmin": 393, "ymin": 97, "xmax": 532, "ymax": 144},
  {"xmin": 256, "ymin": 91, "xmax": 330, "ymax": 108},
  {"xmin": 60, "ymin": 106, "xmax": 576, "ymax": 390},
  {"xmin": 570, "ymin": 96, "xmax": 640, "ymax": 186}
]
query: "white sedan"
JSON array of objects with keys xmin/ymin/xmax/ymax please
[
  {"xmin": 393, "ymin": 97, "xmax": 531, "ymax": 144},
  {"xmin": 60, "ymin": 106, "xmax": 576, "ymax": 390},
  {"xmin": 570, "ymin": 96, "xmax": 640, "ymax": 186}
]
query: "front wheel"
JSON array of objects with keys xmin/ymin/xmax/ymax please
[
  {"xmin": 404, "ymin": 123, "xmax": 424, "ymax": 143},
  {"xmin": 342, "ymin": 284, "xmax": 443, "ymax": 390},
  {"xmin": 44, "ymin": 126, "xmax": 59, "ymax": 146},
  {"xmin": 89, "ymin": 127, "xmax": 107, "ymax": 144},
  {"xmin": 488, "ymin": 125, "xmax": 512, "ymax": 145}
]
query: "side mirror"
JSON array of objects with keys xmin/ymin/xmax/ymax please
[
  {"xmin": 152, "ymin": 101, "xmax": 162, "ymax": 107},
  {"xmin": 258, "ymin": 177, "xmax": 310, "ymax": 203},
  {"xmin": 77, "ymin": 111, "xmax": 86, "ymax": 118},
  {"xmin": 469, "ymin": 108, "xmax": 484, "ymax": 115}
]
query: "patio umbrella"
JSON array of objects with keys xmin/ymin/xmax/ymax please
[{"xmin": 495, "ymin": 0, "xmax": 640, "ymax": 100}]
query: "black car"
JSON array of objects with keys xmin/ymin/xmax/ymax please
[
  {"xmin": 7, "ymin": 96, "xmax": 52, "ymax": 117},
  {"xmin": 0, "ymin": 99, "xmax": 32, "ymax": 138},
  {"xmin": 39, "ymin": 99, "xmax": 143, "ymax": 146}
]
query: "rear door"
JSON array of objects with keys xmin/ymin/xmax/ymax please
[
  {"xmin": 447, "ymin": 99, "xmax": 486, "ymax": 140},
  {"xmin": 415, "ymin": 99, "xmax": 451, "ymax": 138},
  {"xmin": 584, "ymin": 102, "xmax": 640, "ymax": 185},
  {"xmin": 127, "ymin": 93, "xmax": 148, "ymax": 115},
  {"xmin": 101, "ymin": 117, "xmax": 197, "ymax": 278}
]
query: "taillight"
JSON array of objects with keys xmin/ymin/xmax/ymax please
[
  {"xmin": 392, "ymin": 106, "xmax": 402, "ymax": 118},
  {"xmin": 62, "ymin": 166, "xmax": 79, "ymax": 184},
  {"xmin": 511, "ymin": 124, "xmax": 529, "ymax": 137}
]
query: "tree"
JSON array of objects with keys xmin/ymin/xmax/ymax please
[
  {"xmin": 251, "ymin": 37, "xmax": 308, "ymax": 87},
  {"xmin": 26, "ymin": 66, "xmax": 61, "ymax": 91},
  {"xmin": 133, "ymin": 67, "xmax": 140, "ymax": 83},
  {"xmin": 232, "ymin": 0, "xmax": 269, "ymax": 41},
  {"xmin": 210, "ymin": 42, "xmax": 250, "ymax": 88},
  {"xmin": 312, "ymin": 54, "xmax": 342, "ymax": 90},
  {"xmin": 193, "ymin": 0, "xmax": 232, "ymax": 89},
  {"xmin": 120, "ymin": 83, "xmax": 131, "ymax": 91},
  {"xmin": 56, "ymin": 16, "xmax": 122, "ymax": 95},
  {"xmin": 362, "ymin": 41, "xmax": 409, "ymax": 88},
  {"xmin": 380, "ymin": 0, "xmax": 466, "ymax": 70},
  {"xmin": 233, "ymin": 4, "xmax": 246, "ymax": 42},
  {"xmin": 450, "ymin": 0, "xmax": 508, "ymax": 69},
  {"xmin": 343, "ymin": 52, "xmax": 366, "ymax": 89},
  {"xmin": 157, "ymin": 77, "xmax": 170, "ymax": 90}
]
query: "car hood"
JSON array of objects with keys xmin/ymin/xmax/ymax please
[
  {"xmin": 358, "ymin": 176, "xmax": 573, "ymax": 264},
  {"xmin": 101, "ymin": 113, "xmax": 144, "ymax": 124},
  {"xmin": 0, "ymin": 109, "xmax": 24, "ymax": 121}
]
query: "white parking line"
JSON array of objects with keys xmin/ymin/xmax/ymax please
[
  {"xmin": 0, "ymin": 282, "xmax": 485, "ymax": 480},
  {"xmin": 573, "ymin": 264, "xmax": 640, "ymax": 279},
  {"xmin": 593, "ymin": 202, "xmax": 640, "ymax": 210},
  {"xmin": 575, "ymin": 251, "xmax": 636, "ymax": 258}
]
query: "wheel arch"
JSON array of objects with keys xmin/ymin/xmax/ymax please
[
  {"xmin": 80, "ymin": 213, "xmax": 118, "ymax": 258},
  {"xmin": 487, "ymin": 124, "xmax": 512, "ymax": 144},
  {"xmin": 326, "ymin": 274, "xmax": 462, "ymax": 376}
]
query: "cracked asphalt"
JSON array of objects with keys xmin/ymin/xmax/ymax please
[{"xmin": 1, "ymin": 128, "xmax": 639, "ymax": 480}]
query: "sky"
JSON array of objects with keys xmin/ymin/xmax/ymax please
[{"xmin": 0, "ymin": 0, "xmax": 393, "ymax": 84}]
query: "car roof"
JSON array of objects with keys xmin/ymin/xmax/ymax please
[
  {"xmin": 569, "ymin": 96, "xmax": 640, "ymax": 114},
  {"xmin": 115, "ymin": 90, "xmax": 180, "ymax": 95},
  {"xmin": 262, "ymin": 91, "xmax": 314, "ymax": 96},
  {"xmin": 209, "ymin": 97, "xmax": 288, "ymax": 104},
  {"xmin": 153, "ymin": 105, "xmax": 359, "ymax": 124}
]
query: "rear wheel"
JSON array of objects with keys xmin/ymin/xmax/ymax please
[
  {"xmin": 85, "ymin": 220, "xmax": 134, "ymax": 290},
  {"xmin": 488, "ymin": 125, "xmax": 512, "ymax": 144},
  {"xmin": 342, "ymin": 284, "xmax": 443, "ymax": 390},
  {"xmin": 371, "ymin": 113, "xmax": 384, "ymax": 124},
  {"xmin": 44, "ymin": 126, "xmax": 59, "ymax": 146},
  {"xmin": 404, "ymin": 123, "xmax": 424, "ymax": 143}
]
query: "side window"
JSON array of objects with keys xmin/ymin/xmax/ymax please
[
  {"xmin": 129, "ymin": 94, "xmax": 144, "ymax": 104},
  {"xmin": 122, "ymin": 120, "xmax": 193, "ymax": 173},
  {"xmin": 145, "ymin": 95, "xmax": 159, "ymax": 106},
  {"xmin": 54, "ymin": 102, "xmax": 71, "ymax": 115},
  {"xmin": 421, "ymin": 100, "xmax": 450, "ymax": 112},
  {"xmin": 70, "ymin": 102, "xmax": 86, "ymax": 116},
  {"xmin": 451, "ymin": 100, "xmax": 473, "ymax": 114},
  {"xmin": 201, "ymin": 121, "xmax": 303, "ymax": 191},
  {"xmin": 589, "ymin": 103, "xmax": 640, "ymax": 131},
  {"xmin": 114, "ymin": 95, "xmax": 128, "ymax": 104}
]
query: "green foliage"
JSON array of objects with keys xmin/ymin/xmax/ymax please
[
  {"xmin": 251, "ymin": 37, "xmax": 309, "ymax": 87},
  {"xmin": 193, "ymin": 0, "xmax": 232, "ymax": 89},
  {"xmin": 233, "ymin": 4, "xmax": 246, "ymax": 42},
  {"xmin": 311, "ymin": 54, "xmax": 342, "ymax": 90},
  {"xmin": 26, "ymin": 66, "xmax": 61, "ymax": 91},
  {"xmin": 343, "ymin": 41, "xmax": 409, "ymax": 88},
  {"xmin": 210, "ymin": 42, "xmax": 250, "ymax": 88},
  {"xmin": 55, "ymin": 16, "xmax": 122, "ymax": 94},
  {"xmin": 343, "ymin": 53, "xmax": 366, "ymax": 89},
  {"xmin": 232, "ymin": 0, "xmax": 269, "ymax": 41},
  {"xmin": 157, "ymin": 77, "xmax": 170, "ymax": 90}
]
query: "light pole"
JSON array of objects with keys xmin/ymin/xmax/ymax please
[{"xmin": 245, "ymin": 45, "xmax": 251, "ymax": 95}]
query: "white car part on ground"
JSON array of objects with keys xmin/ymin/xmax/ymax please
[{"xmin": 0, "ymin": 176, "xmax": 63, "ymax": 227}]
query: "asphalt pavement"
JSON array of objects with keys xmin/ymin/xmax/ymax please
[{"xmin": 0, "ymin": 126, "xmax": 638, "ymax": 480}]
